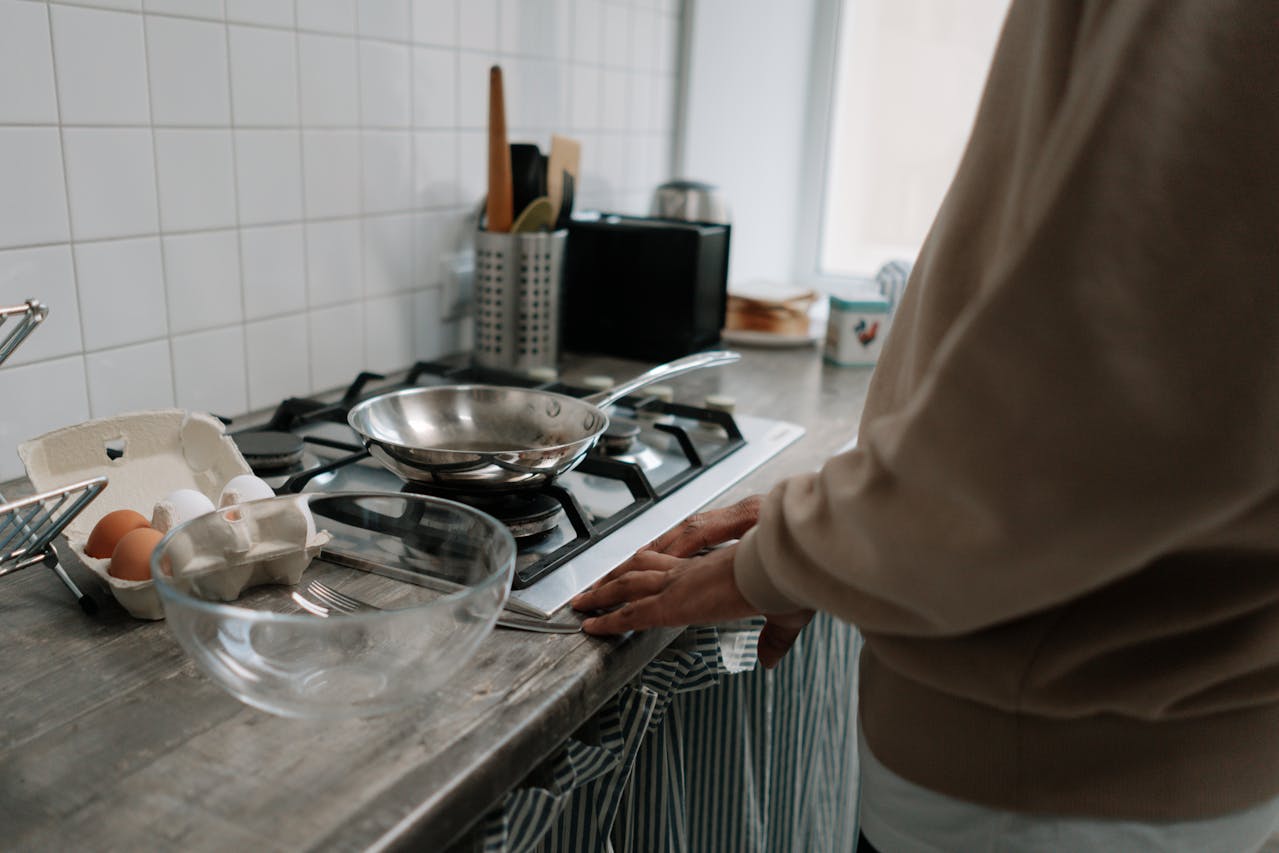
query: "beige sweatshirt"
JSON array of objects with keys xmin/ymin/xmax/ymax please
[{"xmin": 733, "ymin": 0, "xmax": 1279, "ymax": 820}]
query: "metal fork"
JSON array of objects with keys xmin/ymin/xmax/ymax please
[{"xmin": 294, "ymin": 579, "xmax": 583, "ymax": 634}]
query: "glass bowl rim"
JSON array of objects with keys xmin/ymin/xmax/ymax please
[{"xmin": 148, "ymin": 489, "xmax": 517, "ymax": 624}]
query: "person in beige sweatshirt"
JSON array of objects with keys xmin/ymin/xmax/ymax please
[{"xmin": 572, "ymin": 0, "xmax": 1279, "ymax": 846}]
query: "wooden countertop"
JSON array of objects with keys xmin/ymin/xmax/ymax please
[{"xmin": 0, "ymin": 347, "xmax": 872, "ymax": 851}]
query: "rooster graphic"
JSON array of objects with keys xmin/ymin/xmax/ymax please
[{"xmin": 854, "ymin": 319, "xmax": 880, "ymax": 346}]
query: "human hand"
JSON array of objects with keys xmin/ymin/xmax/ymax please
[
  {"xmin": 644, "ymin": 494, "xmax": 762, "ymax": 557},
  {"xmin": 571, "ymin": 495, "xmax": 815, "ymax": 667}
]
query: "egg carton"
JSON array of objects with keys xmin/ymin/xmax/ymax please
[{"xmin": 18, "ymin": 410, "xmax": 327, "ymax": 620}]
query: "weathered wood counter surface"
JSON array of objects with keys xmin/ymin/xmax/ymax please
[{"xmin": 0, "ymin": 348, "xmax": 871, "ymax": 851}]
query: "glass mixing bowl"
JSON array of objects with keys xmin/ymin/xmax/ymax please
[{"xmin": 150, "ymin": 492, "xmax": 515, "ymax": 719}]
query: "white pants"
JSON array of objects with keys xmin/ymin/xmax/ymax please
[{"xmin": 857, "ymin": 728, "xmax": 1279, "ymax": 853}]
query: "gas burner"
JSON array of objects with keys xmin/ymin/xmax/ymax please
[
  {"xmin": 401, "ymin": 484, "xmax": 564, "ymax": 540},
  {"xmin": 234, "ymin": 430, "xmax": 306, "ymax": 473},
  {"xmin": 606, "ymin": 441, "xmax": 664, "ymax": 472},
  {"xmin": 600, "ymin": 418, "xmax": 641, "ymax": 455}
]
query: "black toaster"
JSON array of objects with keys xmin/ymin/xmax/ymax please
[{"xmin": 561, "ymin": 214, "xmax": 731, "ymax": 363}]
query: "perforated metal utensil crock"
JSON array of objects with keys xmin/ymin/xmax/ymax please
[{"xmin": 473, "ymin": 229, "xmax": 567, "ymax": 372}]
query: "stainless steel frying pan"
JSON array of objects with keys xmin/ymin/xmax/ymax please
[{"xmin": 347, "ymin": 351, "xmax": 740, "ymax": 489}]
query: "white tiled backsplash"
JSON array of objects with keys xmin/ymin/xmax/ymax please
[{"xmin": 0, "ymin": 0, "xmax": 682, "ymax": 481}]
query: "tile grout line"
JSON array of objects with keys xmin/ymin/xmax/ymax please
[
  {"xmin": 292, "ymin": 0, "xmax": 318, "ymax": 395},
  {"xmin": 353, "ymin": 0, "xmax": 368, "ymax": 374},
  {"xmin": 221, "ymin": 2, "xmax": 252, "ymax": 416},
  {"xmin": 42, "ymin": 0, "xmax": 93, "ymax": 419},
  {"xmin": 137, "ymin": 10, "xmax": 183, "ymax": 413}
]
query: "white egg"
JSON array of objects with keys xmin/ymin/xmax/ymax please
[
  {"xmin": 218, "ymin": 474, "xmax": 275, "ymax": 508},
  {"xmin": 151, "ymin": 488, "xmax": 216, "ymax": 534}
]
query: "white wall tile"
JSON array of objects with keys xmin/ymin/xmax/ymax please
[
  {"xmin": 229, "ymin": 25, "xmax": 300, "ymax": 126},
  {"xmin": 225, "ymin": 0, "xmax": 292, "ymax": 27},
  {"xmin": 234, "ymin": 129, "xmax": 304, "ymax": 224},
  {"xmin": 146, "ymin": 16, "xmax": 231, "ymax": 125},
  {"xmin": 0, "ymin": 128, "xmax": 69, "ymax": 250},
  {"xmin": 413, "ymin": 131, "xmax": 458, "ymax": 208},
  {"xmin": 570, "ymin": 65, "xmax": 601, "ymax": 131},
  {"xmin": 630, "ymin": 6, "xmax": 658, "ymax": 72},
  {"xmin": 412, "ymin": 0, "xmax": 455, "ymax": 45},
  {"xmin": 85, "ymin": 340, "xmax": 175, "ymax": 418},
  {"xmin": 630, "ymin": 72, "xmax": 655, "ymax": 132},
  {"xmin": 364, "ymin": 292, "xmax": 413, "ymax": 373},
  {"xmin": 245, "ymin": 314, "xmax": 309, "ymax": 407},
  {"xmin": 457, "ymin": 0, "xmax": 496, "ymax": 50},
  {"xmin": 601, "ymin": 69, "xmax": 628, "ymax": 131},
  {"xmin": 298, "ymin": 33, "xmax": 359, "ymax": 126},
  {"xmin": 74, "ymin": 237, "xmax": 169, "ymax": 350},
  {"xmin": 62, "ymin": 128, "xmax": 157, "ymax": 242},
  {"xmin": 602, "ymin": 3, "xmax": 630, "ymax": 68},
  {"xmin": 457, "ymin": 52, "xmax": 495, "ymax": 129},
  {"xmin": 154, "ymin": 129, "xmax": 237, "ymax": 231},
  {"xmin": 363, "ymin": 214, "xmax": 414, "ymax": 296},
  {"xmin": 171, "ymin": 325, "xmax": 247, "ymax": 417},
  {"xmin": 0, "ymin": 1, "xmax": 58, "ymax": 124},
  {"xmin": 307, "ymin": 302, "xmax": 363, "ymax": 392},
  {"xmin": 305, "ymin": 218, "xmax": 362, "ymax": 307},
  {"xmin": 143, "ymin": 0, "xmax": 224, "ymax": 19},
  {"xmin": 414, "ymin": 208, "xmax": 465, "ymax": 288},
  {"xmin": 0, "ymin": 246, "xmax": 82, "ymax": 366},
  {"xmin": 412, "ymin": 284, "xmax": 445, "ymax": 360},
  {"xmin": 359, "ymin": 41, "xmax": 411, "ymax": 128},
  {"xmin": 0, "ymin": 356, "xmax": 89, "ymax": 481},
  {"xmin": 50, "ymin": 5, "xmax": 150, "ymax": 124},
  {"xmin": 358, "ymin": 0, "xmax": 410, "ymax": 41},
  {"xmin": 412, "ymin": 47, "xmax": 455, "ymax": 127},
  {"xmin": 240, "ymin": 223, "xmax": 306, "ymax": 319},
  {"xmin": 297, "ymin": 0, "xmax": 355, "ymax": 34},
  {"xmin": 301, "ymin": 130, "xmax": 360, "ymax": 218},
  {"xmin": 361, "ymin": 131, "xmax": 413, "ymax": 213},
  {"xmin": 162, "ymin": 230, "xmax": 242, "ymax": 333},
  {"xmin": 455, "ymin": 129, "xmax": 485, "ymax": 211},
  {"xmin": 500, "ymin": 0, "xmax": 557, "ymax": 58},
  {"xmin": 573, "ymin": 0, "xmax": 602, "ymax": 64}
]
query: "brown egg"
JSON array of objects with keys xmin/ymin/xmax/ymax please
[
  {"xmin": 86, "ymin": 510, "xmax": 152, "ymax": 559},
  {"xmin": 108, "ymin": 527, "xmax": 165, "ymax": 582}
]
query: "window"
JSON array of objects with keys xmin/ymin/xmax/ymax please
[{"xmin": 811, "ymin": 0, "xmax": 1009, "ymax": 278}]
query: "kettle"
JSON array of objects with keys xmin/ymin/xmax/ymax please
[{"xmin": 650, "ymin": 180, "xmax": 730, "ymax": 225}]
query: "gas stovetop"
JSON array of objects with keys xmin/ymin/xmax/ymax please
[{"xmin": 232, "ymin": 361, "xmax": 804, "ymax": 619}]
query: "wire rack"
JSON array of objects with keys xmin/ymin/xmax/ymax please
[
  {"xmin": 0, "ymin": 300, "xmax": 49, "ymax": 366},
  {"xmin": 2, "ymin": 300, "xmax": 107, "ymax": 613},
  {"xmin": 0, "ymin": 478, "xmax": 108, "ymax": 613}
]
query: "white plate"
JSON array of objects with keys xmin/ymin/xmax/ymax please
[{"xmin": 721, "ymin": 328, "xmax": 821, "ymax": 348}]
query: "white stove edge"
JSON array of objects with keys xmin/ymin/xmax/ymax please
[{"xmin": 506, "ymin": 414, "xmax": 806, "ymax": 619}]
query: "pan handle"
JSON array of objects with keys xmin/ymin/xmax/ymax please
[{"xmin": 583, "ymin": 350, "xmax": 741, "ymax": 409}]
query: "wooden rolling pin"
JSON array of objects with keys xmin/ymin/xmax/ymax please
[{"xmin": 486, "ymin": 66, "xmax": 513, "ymax": 233}]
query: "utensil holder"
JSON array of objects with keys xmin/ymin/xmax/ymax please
[{"xmin": 473, "ymin": 229, "xmax": 566, "ymax": 372}]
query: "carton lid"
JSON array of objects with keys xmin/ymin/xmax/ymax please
[{"xmin": 18, "ymin": 410, "xmax": 251, "ymax": 543}]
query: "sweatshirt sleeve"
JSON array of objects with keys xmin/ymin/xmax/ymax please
[{"xmin": 733, "ymin": 0, "xmax": 1279, "ymax": 636}]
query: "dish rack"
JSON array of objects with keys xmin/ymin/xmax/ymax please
[
  {"xmin": 1, "ymin": 300, "xmax": 107, "ymax": 613},
  {"xmin": 0, "ymin": 477, "xmax": 108, "ymax": 613},
  {"xmin": 0, "ymin": 299, "xmax": 49, "ymax": 366}
]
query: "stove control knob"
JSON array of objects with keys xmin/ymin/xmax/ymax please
[
  {"xmin": 636, "ymin": 384, "xmax": 675, "ymax": 422},
  {"xmin": 527, "ymin": 366, "xmax": 559, "ymax": 383},
  {"xmin": 582, "ymin": 375, "xmax": 615, "ymax": 392},
  {"xmin": 647, "ymin": 385, "xmax": 674, "ymax": 403},
  {"xmin": 704, "ymin": 394, "xmax": 736, "ymax": 414}
]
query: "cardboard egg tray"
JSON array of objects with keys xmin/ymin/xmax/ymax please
[{"xmin": 19, "ymin": 410, "xmax": 327, "ymax": 620}]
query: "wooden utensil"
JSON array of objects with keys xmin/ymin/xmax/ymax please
[
  {"xmin": 486, "ymin": 66, "xmax": 513, "ymax": 233},
  {"xmin": 511, "ymin": 196, "xmax": 554, "ymax": 233},
  {"xmin": 547, "ymin": 134, "xmax": 581, "ymax": 227}
]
